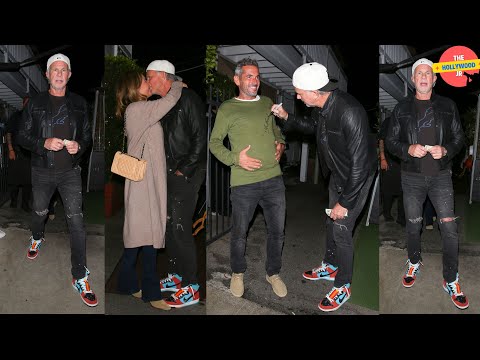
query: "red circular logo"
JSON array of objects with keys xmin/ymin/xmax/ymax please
[{"xmin": 438, "ymin": 46, "xmax": 479, "ymax": 87}]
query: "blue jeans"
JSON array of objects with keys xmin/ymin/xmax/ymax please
[
  {"xmin": 117, "ymin": 246, "xmax": 162, "ymax": 302},
  {"xmin": 230, "ymin": 176, "xmax": 286, "ymax": 276},
  {"xmin": 324, "ymin": 172, "xmax": 375, "ymax": 287},
  {"xmin": 31, "ymin": 166, "xmax": 86, "ymax": 279},
  {"xmin": 401, "ymin": 170, "xmax": 458, "ymax": 282}
]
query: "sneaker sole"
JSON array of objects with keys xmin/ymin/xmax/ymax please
[
  {"xmin": 167, "ymin": 298, "xmax": 200, "ymax": 308},
  {"xmin": 302, "ymin": 273, "xmax": 335, "ymax": 281},
  {"xmin": 442, "ymin": 285, "xmax": 469, "ymax": 310},
  {"xmin": 318, "ymin": 296, "xmax": 350, "ymax": 312}
]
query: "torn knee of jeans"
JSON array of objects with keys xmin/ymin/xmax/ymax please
[
  {"xmin": 333, "ymin": 222, "xmax": 348, "ymax": 231},
  {"xmin": 35, "ymin": 209, "xmax": 49, "ymax": 216},
  {"xmin": 65, "ymin": 212, "xmax": 83, "ymax": 219},
  {"xmin": 408, "ymin": 216, "xmax": 423, "ymax": 224},
  {"xmin": 440, "ymin": 217, "xmax": 458, "ymax": 224}
]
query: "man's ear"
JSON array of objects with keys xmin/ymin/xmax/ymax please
[{"xmin": 233, "ymin": 75, "xmax": 240, "ymax": 86}]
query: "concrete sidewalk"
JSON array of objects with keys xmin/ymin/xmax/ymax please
[
  {"xmin": 0, "ymin": 204, "xmax": 104, "ymax": 314},
  {"xmin": 207, "ymin": 168, "xmax": 378, "ymax": 316},
  {"xmin": 379, "ymin": 189, "xmax": 480, "ymax": 314},
  {"xmin": 380, "ymin": 246, "xmax": 478, "ymax": 313}
]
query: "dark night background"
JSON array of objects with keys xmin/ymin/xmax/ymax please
[
  {"xmin": 333, "ymin": 44, "xmax": 379, "ymax": 131},
  {"xmin": 130, "ymin": 44, "xmax": 206, "ymax": 101},
  {"xmin": 31, "ymin": 44, "xmax": 105, "ymax": 103}
]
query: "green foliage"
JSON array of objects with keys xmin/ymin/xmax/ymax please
[
  {"xmin": 211, "ymin": 72, "xmax": 236, "ymax": 100},
  {"xmin": 205, "ymin": 44, "xmax": 236, "ymax": 100},
  {"xmin": 103, "ymin": 55, "xmax": 143, "ymax": 181},
  {"xmin": 205, "ymin": 45, "xmax": 217, "ymax": 87}
]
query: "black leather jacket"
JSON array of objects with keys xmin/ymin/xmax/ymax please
[
  {"xmin": 17, "ymin": 90, "xmax": 92, "ymax": 169},
  {"xmin": 162, "ymin": 87, "xmax": 207, "ymax": 179},
  {"xmin": 385, "ymin": 93, "xmax": 465, "ymax": 173},
  {"xmin": 284, "ymin": 90, "xmax": 377, "ymax": 209}
]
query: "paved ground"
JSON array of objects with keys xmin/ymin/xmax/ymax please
[
  {"xmin": 0, "ymin": 198, "xmax": 104, "ymax": 314},
  {"xmin": 207, "ymin": 167, "xmax": 378, "ymax": 316},
  {"xmin": 379, "ymin": 187, "xmax": 480, "ymax": 314}
]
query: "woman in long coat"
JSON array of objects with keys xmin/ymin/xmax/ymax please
[{"xmin": 115, "ymin": 70, "xmax": 183, "ymax": 310}]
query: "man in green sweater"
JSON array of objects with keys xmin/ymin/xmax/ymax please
[{"xmin": 209, "ymin": 58, "xmax": 287, "ymax": 298}]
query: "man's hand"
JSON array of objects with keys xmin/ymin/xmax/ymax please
[
  {"xmin": 239, "ymin": 145, "xmax": 262, "ymax": 171},
  {"xmin": 428, "ymin": 145, "xmax": 447, "ymax": 160},
  {"xmin": 8, "ymin": 149, "xmax": 16, "ymax": 161},
  {"xmin": 271, "ymin": 104, "xmax": 288, "ymax": 120},
  {"xmin": 65, "ymin": 140, "xmax": 81, "ymax": 154},
  {"xmin": 330, "ymin": 202, "xmax": 348, "ymax": 221},
  {"xmin": 275, "ymin": 141, "xmax": 285, "ymax": 162},
  {"xmin": 44, "ymin": 138, "xmax": 65, "ymax": 151},
  {"xmin": 408, "ymin": 144, "xmax": 428, "ymax": 158},
  {"xmin": 380, "ymin": 158, "xmax": 389, "ymax": 170}
]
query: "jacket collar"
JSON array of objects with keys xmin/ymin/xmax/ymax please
[{"xmin": 319, "ymin": 89, "xmax": 337, "ymax": 117}]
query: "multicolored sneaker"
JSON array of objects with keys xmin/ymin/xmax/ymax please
[
  {"xmin": 402, "ymin": 259, "xmax": 423, "ymax": 288},
  {"xmin": 159, "ymin": 273, "xmax": 182, "ymax": 292},
  {"xmin": 72, "ymin": 267, "xmax": 98, "ymax": 307},
  {"xmin": 164, "ymin": 284, "xmax": 200, "ymax": 308},
  {"xmin": 303, "ymin": 261, "xmax": 338, "ymax": 281},
  {"xmin": 318, "ymin": 283, "xmax": 351, "ymax": 312},
  {"xmin": 443, "ymin": 274, "xmax": 469, "ymax": 310},
  {"xmin": 26, "ymin": 236, "xmax": 44, "ymax": 260}
]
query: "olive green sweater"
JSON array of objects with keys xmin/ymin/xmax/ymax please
[{"xmin": 209, "ymin": 96, "xmax": 285, "ymax": 187}]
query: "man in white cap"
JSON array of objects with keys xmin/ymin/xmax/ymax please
[
  {"xmin": 17, "ymin": 53, "xmax": 97, "ymax": 307},
  {"xmin": 273, "ymin": 62, "xmax": 377, "ymax": 312},
  {"xmin": 209, "ymin": 58, "xmax": 287, "ymax": 299},
  {"xmin": 386, "ymin": 58, "xmax": 468, "ymax": 309},
  {"xmin": 145, "ymin": 59, "xmax": 206, "ymax": 308}
]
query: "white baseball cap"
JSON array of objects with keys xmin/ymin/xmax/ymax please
[
  {"xmin": 411, "ymin": 58, "xmax": 433, "ymax": 76},
  {"xmin": 146, "ymin": 60, "xmax": 182, "ymax": 81},
  {"xmin": 292, "ymin": 62, "xmax": 338, "ymax": 91},
  {"xmin": 47, "ymin": 53, "xmax": 71, "ymax": 71}
]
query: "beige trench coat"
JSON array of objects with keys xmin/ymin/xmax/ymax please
[{"xmin": 123, "ymin": 82, "xmax": 182, "ymax": 249}]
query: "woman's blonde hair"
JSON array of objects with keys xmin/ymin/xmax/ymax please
[{"xmin": 115, "ymin": 69, "xmax": 148, "ymax": 119}]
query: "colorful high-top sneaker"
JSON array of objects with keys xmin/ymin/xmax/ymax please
[
  {"xmin": 72, "ymin": 267, "xmax": 98, "ymax": 307},
  {"xmin": 164, "ymin": 284, "xmax": 200, "ymax": 308},
  {"xmin": 159, "ymin": 273, "xmax": 183, "ymax": 292},
  {"xmin": 303, "ymin": 261, "xmax": 338, "ymax": 281},
  {"xmin": 402, "ymin": 259, "xmax": 423, "ymax": 288},
  {"xmin": 27, "ymin": 236, "xmax": 44, "ymax": 260},
  {"xmin": 443, "ymin": 274, "xmax": 469, "ymax": 310},
  {"xmin": 318, "ymin": 283, "xmax": 351, "ymax": 312}
]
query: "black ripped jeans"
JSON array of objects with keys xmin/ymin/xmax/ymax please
[
  {"xmin": 324, "ymin": 172, "xmax": 375, "ymax": 288},
  {"xmin": 31, "ymin": 166, "xmax": 87, "ymax": 279},
  {"xmin": 401, "ymin": 170, "xmax": 459, "ymax": 283},
  {"xmin": 165, "ymin": 169, "xmax": 204, "ymax": 286}
]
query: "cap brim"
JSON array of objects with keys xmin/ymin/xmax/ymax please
[{"xmin": 319, "ymin": 79, "xmax": 338, "ymax": 92}]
